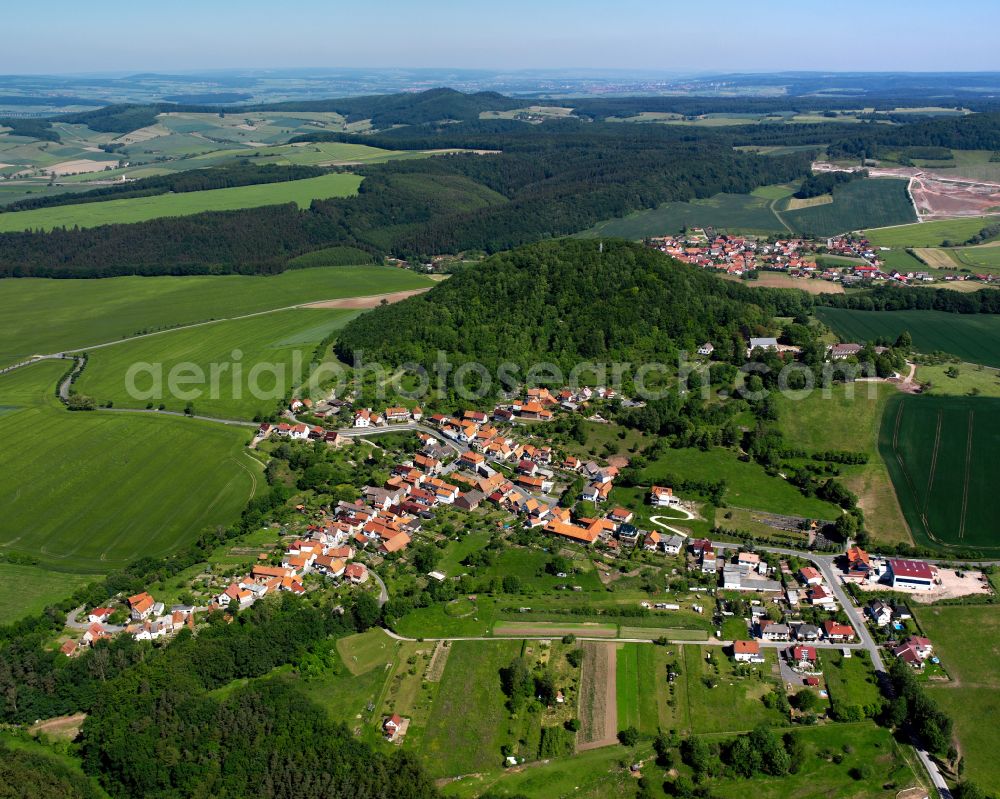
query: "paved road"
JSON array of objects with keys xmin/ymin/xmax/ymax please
[
  {"xmin": 98, "ymin": 407, "xmax": 259, "ymax": 428},
  {"xmin": 369, "ymin": 570, "xmax": 389, "ymax": 607}
]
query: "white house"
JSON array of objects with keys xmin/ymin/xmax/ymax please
[
  {"xmin": 733, "ymin": 640, "xmax": 764, "ymax": 663},
  {"xmin": 697, "ymin": 342, "xmax": 715, "ymax": 357},
  {"xmin": 650, "ymin": 485, "xmax": 677, "ymax": 507}
]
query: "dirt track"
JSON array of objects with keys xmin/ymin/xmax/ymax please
[{"xmin": 300, "ymin": 288, "xmax": 431, "ymax": 309}]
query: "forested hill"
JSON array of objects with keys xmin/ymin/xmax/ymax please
[{"xmin": 334, "ymin": 238, "xmax": 806, "ymax": 372}]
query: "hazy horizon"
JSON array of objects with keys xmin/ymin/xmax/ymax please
[{"xmin": 4, "ymin": 0, "xmax": 999, "ymax": 74}]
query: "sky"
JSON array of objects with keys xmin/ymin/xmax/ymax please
[{"xmin": 3, "ymin": 0, "xmax": 999, "ymax": 74}]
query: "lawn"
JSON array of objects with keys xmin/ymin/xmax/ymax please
[
  {"xmin": 0, "ymin": 172, "xmax": 362, "ymax": 232},
  {"xmin": 0, "ymin": 360, "xmax": 261, "ymax": 572},
  {"xmin": 680, "ymin": 645, "xmax": 785, "ymax": 734},
  {"xmin": 420, "ymin": 640, "xmax": 522, "ymax": 777},
  {"xmin": 915, "ymin": 604, "xmax": 1000, "ymax": 793},
  {"xmin": 823, "ymin": 650, "xmax": 883, "ymax": 716},
  {"xmin": 636, "ymin": 447, "xmax": 841, "ymax": 518},
  {"xmin": 0, "ymin": 265, "xmax": 434, "ymax": 368},
  {"xmin": 866, "ymin": 215, "xmax": 1000, "ymax": 249},
  {"xmin": 815, "ymin": 307, "xmax": 1000, "ymax": 368},
  {"xmin": 578, "ymin": 187, "xmax": 790, "ymax": 239},
  {"xmin": 74, "ymin": 307, "xmax": 358, "ymax": 420},
  {"xmin": 337, "ymin": 628, "xmax": 400, "ymax": 676},
  {"xmin": 878, "ymin": 394, "xmax": 1000, "ymax": 551},
  {"xmin": 0, "ymin": 562, "xmax": 96, "ymax": 622},
  {"xmin": 781, "ymin": 178, "xmax": 916, "ymax": 237}
]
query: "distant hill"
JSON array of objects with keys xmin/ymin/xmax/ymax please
[{"xmin": 334, "ymin": 238, "xmax": 804, "ymax": 373}]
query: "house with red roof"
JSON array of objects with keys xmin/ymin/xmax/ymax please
[
  {"xmin": 733, "ymin": 639, "xmax": 764, "ymax": 663},
  {"xmin": 886, "ymin": 559, "xmax": 935, "ymax": 591}
]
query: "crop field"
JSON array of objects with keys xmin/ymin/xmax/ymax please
[
  {"xmin": 577, "ymin": 641, "xmax": 618, "ymax": 748},
  {"xmin": 916, "ymin": 605, "xmax": 1000, "ymax": 793},
  {"xmin": 815, "ymin": 307, "xmax": 1000, "ymax": 368},
  {"xmin": 0, "ymin": 562, "xmax": 95, "ymax": 622},
  {"xmin": 866, "ymin": 215, "xmax": 1000, "ymax": 248},
  {"xmin": 0, "ymin": 266, "xmax": 434, "ymax": 368},
  {"xmin": 680, "ymin": 645, "xmax": 785, "ymax": 734},
  {"xmin": 879, "ymin": 394, "xmax": 1000, "ymax": 550},
  {"xmin": 75, "ymin": 307, "xmax": 358, "ymax": 420},
  {"xmin": 420, "ymin": 640, "xmax": 521, "ymax": 777},
  {"xmin": 0, "ymin": 360, "xmax": 261, "ymax": 572},
  {"xmin": 0, "ymin": 172, "xmax": 362, "ymax": 232},
  {"xmin": 579, "ymin": 187, "xmax": 790, "ymax": 239},
  {"xmin": 781, "ymin": 178, "xmax": 916, "ymax": 236},
  {"xmin": 636, "ymin": 447, "xmax": 841, "ymax": 518}
]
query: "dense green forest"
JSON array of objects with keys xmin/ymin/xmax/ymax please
[
  {"xmin": 0, "ymin": 163, "xmax": 326, "ymax": 212},
  {"xmin": 0, "ymin": 116, "xmax": 60, "ymax": 141},
  {"xmin": 0, "ymin": 739, "xmax": 104, "ymax": 799},
  {"xmin": 817, "ymin": 283, "xmax": 1000, "ymax": 313},
  {"xmin": 334, "ymin": 238, "xmax": 806, "ymax": 373},
  {"xmin": 0, "ymin": 126, "xmax": 809, "ymax": 277},
  {"xmin": 793, "ymin": 169, "xmax": 864, "ymax": 199}
]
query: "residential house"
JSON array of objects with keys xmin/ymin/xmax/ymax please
[
  {"xmin": 650, "ymin": 486, "xmax": 677, "ymax": 507},
  {"xmin": 609, "ymin": 507, "xmax": 634, "ymax": 525},
  {"xmin": 798, "ymin": 567, "xmax": 823, "ymax": 586},
  {"xmin": 789, "ymin": 645, "xmax": 818, "ymax": 670},
  {"xmin": 808, "ymin": 585, "xmax": 836, "ymax": 607},
  {"xmin": 701, "ymin": 551, "xmax": 718, "ymax": 574},
  {"xmin": 733, "ymin": 639, "xmax": 764, "ymax": 663},
  {"xmin": 88, "ymin": 607, "xmax": 113, "ymax": 624},
  {"xmin": 662, "ymin": 534, "xmax": 685, "ymax": 555},
  {"xmin": 697, "ymin": 342, "xmax": 715, "ymax": 357},
  {"xmin": 127, "ymin": 592, "xmax": 156, "ymax": 620},
  {"xmin": 759, "ymin": 621, "xmax": 791, "ymax": 641},
  {"xmin": 823, "ymin": 620, "xmax": 855, "ymax": 642},
  {"xmin": 455, "ymin": 489, "xmax": 485, "ymax": 511},
  {"xmin": 345, "ymin": 563, "xmax": 369, "ymax": 584},
  {"xmin": 796, "ymin": 624, "xmax": 821, "ymax": 642},
  {"xmin": 866, "ymin": 599, "xmax": 893, "ymax": 627}
]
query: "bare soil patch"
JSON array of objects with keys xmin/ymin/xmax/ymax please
[
  {"xmin": 425, "ymin": 640, "xmax": 452, "ymax": 682},
  {"xmin": 46, "ymin": 159, "xmax": 119, "ymax": 176},
  {"xmin": 725, "ymin": 273, "xmax": 844, "ymax": 294},
  {"xmin": 300, "ymin": 288, "xmax": 431, "ymax": 309},
  {"xmin": 786, "ymin": 194, "xmax": 833, "ymax": 210},
  {"xmin": 29, "ymin": 712, "xmax": 86, "ymax": 741},
  {"xmin": 577, "ymin": 641, "xmax": 619, "ymax": 750}
]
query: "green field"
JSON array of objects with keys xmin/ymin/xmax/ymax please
[
  {"xmin": 0, "ymin": 562, "xmax": 95, "ymax": 622},
  {"xmin": 822, "ymin": 650, "xmax": 882, "ymax": 716},
  {"xmin": 816, "ymin": 307, "xmax": 1000, "ymax": 368},
  {"xmin": 781, "ymin": 178, "xmax": 916, "ymax": 237},
  {"xmin": 918, "ymin": 362, "xmax": 1000, "ymax": 398},
  {"xmin": 0, "ymin": 360, "xmax": 261, "ymax": 572},
  {"xmin": 866, "ymin": 216, "xmax": 1000, "ymax": 249},
  {"xmin": 75, "ymin": 307, "xmax": 358, "ymax": 420},
  {"xmin": 953, "ymin": 243, "xmax": 1000, "ymax": 271},
  {"xmin": 636, "ymin": 447, "xmax": 841, "ymax": 518},
  {"xmin": 775, "ymin": 383, "xmax": 911, "ymax": 545},
  {"xmin": 0, "ymin": 266, "xmax": 434, "ymax": 368},
  {"xmin": 878, "ymin": 394, "xmax": 1000, "ymax": 550},
  {"xmin": 579, "ymin": 187, "xmax": 791, "ymax": 239},
  {"xmin": 420, "ymin": 640, "xmax": 522, "ymax": 777},
  {"xmin": 615, "ymin": 643, "xmax": 678, "ymax": 735},
  {"xmin": 0, "ymin": 172, "xmax": 362, "ymax": 232},
  {"xmin": 916, "ymin": 605, "xmax": 1000, "ymax": 793}
]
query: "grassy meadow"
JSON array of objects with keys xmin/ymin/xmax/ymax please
[
  {"xmin": 866, "ymin": 215, "xmax": 1000, "ymax": 248},
  {"xmin": 0, "ymin": 172, "xmax": 362, "ymax": 232},
  {"xmin": 815, "ymin": 307, "xmax": 1000, "ymax": 368},
  {"xmin": 775, "ymin": 383, "xmax": 911, "ymax": 545},
  {"xmin": 0, "ymin": 360, "xmax": 262, "ymax": 572},
  {"xmin": 75, "ymin": 307, "xmax": 358, "ymax": 420},
  {"xmin": 0, "ymin": 562, "xmax": 95, "ymax": 622},
  {"xmin": 878, "ymin": 394, "xmax": 1000, "ymax": 551},
  {"xmin": 0, "ymin": 265, "xmax": 434, "ymax": 368},
  {"xmin": 915, "ymin": 604, "xmax": 1000, "ymax": 793},
  {"xmin": 635, "ymin": 446, "xmax": 841, "ymax": 518}
]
